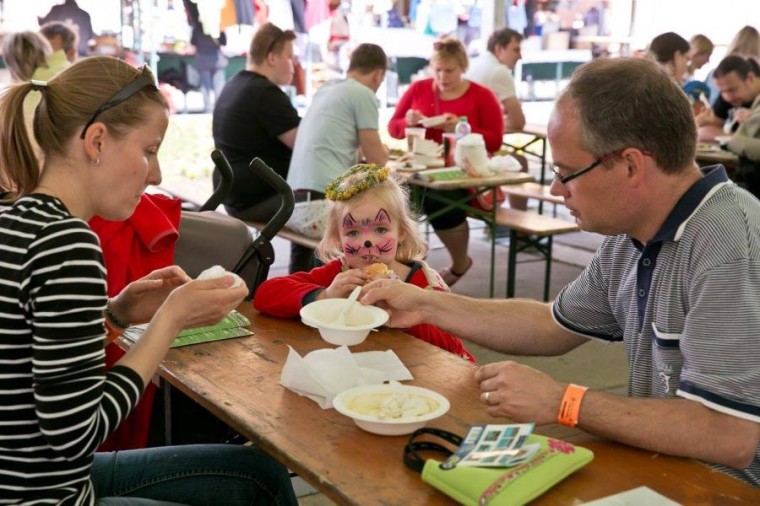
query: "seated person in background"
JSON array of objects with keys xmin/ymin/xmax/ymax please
[
  {"xmin": 2, "ymin": 30, "xmax": 51, "ymax": 82},
  {"xmin": 0, "ymin": 56, "xmax": 296, "ymax": 504},
  {"xmin": 647, "ymin": 31, "xmax": 690, "ymax": 84},
  {"xmin": 685, "ymin": 33, "xmax": 714, "ymax": 82},
  {"xmin": 212, "ymin": 23, "xmax": 303, "ymax": 272},
  {"xmin": 466, "ymin": 27, "xmax": 526, "ymax": 131},
  {"xmin": 711, "ymin": 56, "xmax": 760, "ymax": 198},
  {"xmin": 287, "ymin": 43, "xmax": 389, "ymax": 273},
  {"xmin": 466, "ymin": 27, "xmax": 529, "ymax": 210},
  {"xmin": 255, "ymin": 164, "xmax": 475, "ymax": 362},
  {"xmin": 387, "ymin": 37, "xmax": 504, "ymax": 286},
  {"xmin": 697, "ymin": 56, "xmax": 760, "ymax": 142},
  {"xmin": 705, "ymin": 25, "xmax": 760, "ymax": 104},
  {"xmin": 364, "ymin": 57, "xmax": 760, "ymax": 488},
  {"xmin": 39, "ymin": 21, "xmax": 78, "ymax": 67}
]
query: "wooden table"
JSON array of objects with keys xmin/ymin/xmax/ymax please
[
  {"xmin": 132, "ymin": 306, "xmax": 760, "ymax": 506},
  {"xmin": 696, "ymin": 146, "xmax": 739, "ymax": 172},
  {"xmin": 406, "ymin": 170, "xmax": 534, "ymax": 297}
]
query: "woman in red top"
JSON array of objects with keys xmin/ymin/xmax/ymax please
[{"xmin": 388, "ymin": 38, "xmax": 504, "ymax": 286}]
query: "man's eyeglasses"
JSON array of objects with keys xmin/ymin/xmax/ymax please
[
  {"xmin": 551, "ymin": 149, "xmax": 651, "ymax": 185},
  {"xmin": 80, "ymin": 64, "xmax": 155, "ymax": 139}
]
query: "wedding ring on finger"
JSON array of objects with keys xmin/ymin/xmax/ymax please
[{"xmin": 483, "ymin": 391, "xmax": 493, "ymax": 405}]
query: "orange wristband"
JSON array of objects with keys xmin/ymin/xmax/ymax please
[{"xmin": 557, "ymin": 383, "xmax": 588, "ymax": 427}]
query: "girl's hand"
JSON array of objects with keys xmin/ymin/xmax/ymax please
[
  {"xmin": 321, "ymin": 269, "xmax": 370, "ymax": 299},
  {"xmin": 110, "ymin": 266, "xmax": 191, "ymax": 325},
  {"xmin": 155, "ymin": 275, "xmax": 248, "ymax": 333}
]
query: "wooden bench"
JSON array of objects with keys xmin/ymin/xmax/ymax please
[
  {"xmin": 488, "ymin": 208, "xmax": 579, "ymax": 301},
  {"xmin": 501, "ymin": 182, "xmax": 563, "ymax": 215},
  {"xmin": 244, "ymin": 221, "xmax": 320, "ymax": 250}
]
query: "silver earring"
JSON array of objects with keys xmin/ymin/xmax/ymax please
[{"xmin": 92, "ymin": 158, "xmax": 101, "ymax": 166}]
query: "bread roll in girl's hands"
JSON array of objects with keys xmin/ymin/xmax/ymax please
[
  {"xmin": 198, "ymin": 265, "xmax": 245, "ymax": 288},
  {"xmin": 364, "ymin": 263, "xmax": 397, "ymax": 280}
]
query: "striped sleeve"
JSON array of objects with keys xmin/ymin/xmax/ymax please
[{"xmin": 26, "ymin": 216, "xmax": 144, "ymax": 459}]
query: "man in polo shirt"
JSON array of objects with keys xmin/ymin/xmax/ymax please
[{"xmin": 363, "ymin": 57, "xmax": 760, "ymax": 486}]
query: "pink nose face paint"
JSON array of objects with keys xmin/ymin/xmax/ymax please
[{"xmin": 341, "ymin": 209, "xmax": 397, "ymax": 264}]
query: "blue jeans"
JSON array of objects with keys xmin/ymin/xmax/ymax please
[{"xmin": 92, "ymin": 445, "xmax": 297, "ymax": 506}]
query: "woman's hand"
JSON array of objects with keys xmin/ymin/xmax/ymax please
[
  {"xmin": 110, "ymin": 266, "xmax": 191, "ymax": 326},
  {"xmin": 405, "ymin": 109, "xmax": 425, "ymax": 126},
  {"xmin": 321, "ymin": 269, "xmax": 370, "ymax": 299},
  {"xmin": 155, "ymin": 275, "xmax": 248, "ymax": 333},
  {"xmin": 439, "ymin": 113, "xmax": 460, "ymax": 132}
]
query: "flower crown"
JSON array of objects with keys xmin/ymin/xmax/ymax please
[{"xmin": 325, "ymin": 164, "xmax": 391, "ymax": 201}]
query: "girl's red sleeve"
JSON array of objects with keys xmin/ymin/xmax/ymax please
[{"xmin": 253, "ymin": 260, "xmax": 342, "ymax": 318}]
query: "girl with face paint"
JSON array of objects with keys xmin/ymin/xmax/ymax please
[{"xmin": 254, "ymin": 164, "xmax": 475, "ymax": 362}]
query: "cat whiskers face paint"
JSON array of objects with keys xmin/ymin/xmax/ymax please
[{"xmin": 340, "ymin": 208, "xmax": 399, "ymax": 267}]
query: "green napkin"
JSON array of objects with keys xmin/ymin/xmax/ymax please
[{"xmin": 120, "ymin": 310, "xmax": 253, "ymax": 348}]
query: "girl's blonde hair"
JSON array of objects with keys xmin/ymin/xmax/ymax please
[
  {"xmin": 317, "ymin": 173, "xmax": 427, "ymax": 264},
  {"xmin": 0, "ymin": 56, "xmax": 166, "ymax": 198}
]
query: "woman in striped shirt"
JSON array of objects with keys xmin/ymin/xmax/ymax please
[{"xmin": 0, "ymin": 57, "xmax": 297, "ymax": 505}]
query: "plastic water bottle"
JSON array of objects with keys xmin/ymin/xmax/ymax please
[{"xmin": 454, "ymin": 116, "xmax": 471, "ymax": 139}]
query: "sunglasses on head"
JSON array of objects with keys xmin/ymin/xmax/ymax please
[{"xmin": 79, "ymin": 64, "xmax": 155, "ymax": 139}]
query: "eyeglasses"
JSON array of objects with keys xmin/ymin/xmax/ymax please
[
  {"xmin": 551, "ymin": 149, "xmax": 644, "ymax": 185},
  {"xmin": 79, "ymin": 64, "xmax": 155, "ymax": 139}
]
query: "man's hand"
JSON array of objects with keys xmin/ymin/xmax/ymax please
[
  {"xmin": 474, "ymin": 361, "xmax": 565, "ymax": 424},
  {"xmin": 360, "ymin": 279, "xmax": 429, "ymax": 328}
]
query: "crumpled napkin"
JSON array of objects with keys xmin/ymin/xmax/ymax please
[
  {"xmin": 487, "ymin": 155, "xmax": 523, "ymax": 174},
  {"xmin": 280, "ymin": 345, "xmax": 413, "ymax": 408}
]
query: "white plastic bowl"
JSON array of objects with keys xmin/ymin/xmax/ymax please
[
  {"xmin": 299, "ymin": 298, "xmax": 389, "ymax": 346},
  {"xmin": 333, "ymin": 384, "xmax": 450, "ymax": 436}
]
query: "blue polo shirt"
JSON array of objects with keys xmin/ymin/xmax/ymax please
[{"xmin": 552, "ymin": 166, "xmax": 760, "ymax": 486}]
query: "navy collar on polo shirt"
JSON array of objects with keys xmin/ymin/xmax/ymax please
[
  {"xmin": 630, "ymin": 165, "xmax": 729, "ymax": 333},
  {"xmin": 631, "ymin": 165, "xmax": 730, "ymax": 250}
]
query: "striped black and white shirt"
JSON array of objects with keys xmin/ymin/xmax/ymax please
[
  {"xmin": 553, "ymin": 167, "xmax": 760, "ymax": 486},
  {"xmin": 0, "ymin": 195, "xmax": 143, "ymax": 504}
]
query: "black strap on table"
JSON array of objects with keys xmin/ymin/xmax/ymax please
[{"xmin": 403, "ymin": 427, "xmax": 464, "ymax": 473}]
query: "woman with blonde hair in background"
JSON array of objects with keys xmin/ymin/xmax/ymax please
[{"xmin": 387, "ymin": 37, "xmax": 504, "ymax": 286}]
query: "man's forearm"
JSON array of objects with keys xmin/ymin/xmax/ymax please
[
  {"xmin": 578, "ymin": 392, "xmax": 759, "ymax": 469},
  {"xmin": 422, "ymin": 292, "xmax": 583, "ymax": 355}
]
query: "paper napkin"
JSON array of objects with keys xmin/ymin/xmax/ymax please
[{"xmin": 280, "ymin": 345, "xmax": 413, "ymax": 408}]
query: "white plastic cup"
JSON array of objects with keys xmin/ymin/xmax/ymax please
[
  {"xmin": 455, "ymin": 134, "xmax": 489, "ymax": 176},
  {"xmin": 405, "ymin": 127, "xmax": 426, "ymax": 153}
]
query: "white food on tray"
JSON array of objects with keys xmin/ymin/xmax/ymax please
[{"xmin": 420, "ymin": 115, "xmax": 448, "ymax": 128}]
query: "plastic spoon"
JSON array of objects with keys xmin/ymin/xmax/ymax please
[{"xmin": 333, "ymin": 286, "xmax": 361, "ymax": 326}]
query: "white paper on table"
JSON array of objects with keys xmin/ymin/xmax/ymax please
[
  {"xmin": 279, "ymin": 346, "xmax": 413, "ymax": 408},
  {"xmin": 582, "ymin": 486, "xmax": 680, "ymax": 506}
]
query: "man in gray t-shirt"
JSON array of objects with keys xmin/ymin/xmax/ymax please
[
  {"xmin": 288, "ymin": 43, "xmax": 388, "ymax": 195},
  {"xmin": 364, "ymin": 57, "xmax": 760, "ymax": 486}
]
